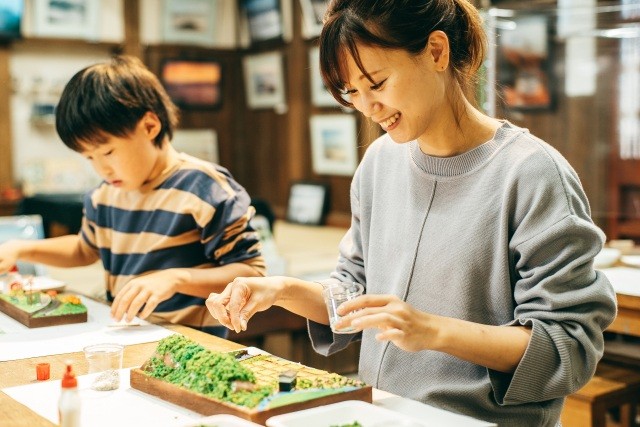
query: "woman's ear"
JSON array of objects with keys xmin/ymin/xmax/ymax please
[
  {"xmin": 140, "ymin": 111, "xmax": 162, "ymax": 140},
  {"xmin": 428, "ymin": 30, "xmax": 450, "ymax": 71}
]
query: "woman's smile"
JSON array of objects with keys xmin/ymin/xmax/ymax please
[{"xmin": 380, "ymin": 113, "xmax": 401, "ymax": 131}]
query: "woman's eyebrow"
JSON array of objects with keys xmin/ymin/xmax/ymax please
[{"xmin": 357, "ymin": 69, "xmax": 385, "ymax": 81}]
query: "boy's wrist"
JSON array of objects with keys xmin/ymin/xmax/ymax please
[
  {"xmin": 11, "ymin": 240, "xmax": 30, "ymax": 259},
  {"xmin": 169, "ymin": 268, "xmax": 190, "ymax": 292}
]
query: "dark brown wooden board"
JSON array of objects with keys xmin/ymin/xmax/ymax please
[
  {"xmin": 129, "ymin": 368, "xmax": 372, "ymax": 425},
  {"xmin": 0, "ymin": 297, "xmax": 87, "ymax": 328}
]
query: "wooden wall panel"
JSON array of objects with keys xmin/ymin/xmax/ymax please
[
  {"xmin": 145, "ymin": 46, "xmax": 243, "ymax": 180},
  {"xmin": 0, "ymin": 46, "xmax": 13, "ymax": 192},
  {"xmin": 492, "ymin": 1, "xmax": 617, "ymax": 232},
  {"xmin": 2, "ymin": 0, "xmax": 626, "ymax": 236}
]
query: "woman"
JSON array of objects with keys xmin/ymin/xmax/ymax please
[{"xmin": 207, "ymin": 1, "xmax": 617, "ymax": 425}]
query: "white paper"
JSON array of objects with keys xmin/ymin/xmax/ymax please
[
  {"xmin": 2, "ymin": 370, "xmax": 495, "ymax": 427},
  {"xmin": 0, "ymin": 297, "xmax": 175, "ymax": 361},
  {"xmin": 3, "ymin": 369, "xmax": 202, "ymax": 427},
  {"xmin": 601, "ymin": 267, "xmax": 640, "ymax": 297},
  {"xmin": 557, "ymin": 0, "xmax": 596, "ymax": 39},
  {"xmin": 565, "ymin": 37, "xmax": 597, "ymax": 97}
]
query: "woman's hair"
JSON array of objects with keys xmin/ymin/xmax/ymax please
[
  {"xmin": 319, "ymin": 0, "xmax": 487, "ymax": 107},
  {"xmin": 55, "ymin": 55, "xmax": 179, "ymax": 151}
]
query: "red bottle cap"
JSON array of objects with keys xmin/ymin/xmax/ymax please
[
  {"xmin": 9, "ymin": 265, "xmax": 18, "ymax": 273},
  {"xmin": 36, "ymin": 363, "xmax": 50, "ymax": 381},
  {"xmin": 61, "ymin": 364, "xmax": 77, "ymax": 388}
]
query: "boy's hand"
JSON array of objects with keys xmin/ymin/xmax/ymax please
[
  {"xmin": 110, "ymin": 270, "xmax": 180, "ymax": 322},
  {"xmin": 0, "ymin": 241, "xmax": 21, "ymax": 273}
]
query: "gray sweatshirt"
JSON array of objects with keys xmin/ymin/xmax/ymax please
[{"xmin": 309, "ymin": 122, "xmax": 617, "ymax": 426}]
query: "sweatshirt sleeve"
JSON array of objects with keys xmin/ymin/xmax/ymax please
[
  {"xmin": 489, "ymin": 156, "xmax": 617, "ymax": 404},
  {"xmin": 308, "ymin": 171, "xmax": 365, "ymax": 356}
]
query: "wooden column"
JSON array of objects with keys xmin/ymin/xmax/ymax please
[
  {"xmin": 122, "ymin": 0, "xmax": 142, "ymax": 58},
  {"xmin": 0, "ymin": 45, "xmax": 13, "ymax": 191}
]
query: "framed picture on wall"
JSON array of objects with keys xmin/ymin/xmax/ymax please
[
  {"xmin": 497, "ymin": 13, "xmax": 554, "ymax": 110},
  {"xmin": 300, "ymin": 0, "xmax": 328, "ymax": 39},
  {"xmin": 309, "ymin": 46, "xmax": 341, "ymax": 107},
  {"xmin": 243, "ymin": 51, "xmax": 286, "ymax": 110},
  {"xmin": 160, "ymin": 59, "xmax": 223, "ymax": 109},
  {"xmin": 31, "ymin": 0, "xmax": 99, "ymax": 39},
  {"xmin": 162, "ymin": 0, "xmax": 217, "ymax": 45},
  {"xmin": 240, "ymin": 0, "xmax": 283, "ymax": 43},
  {"xmin": 286, "ymin": 181, "xmax": 330, "ymax": 226},
  {"xmin": 171, "ymin": 129, "xmax": 219, "ymax": 164},
  {"xmin": 310, "ymin": 114, "xmax": 358, "ymax": 176}
]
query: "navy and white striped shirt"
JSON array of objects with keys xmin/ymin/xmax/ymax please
[{"xmin": 79, "ymin": 151, "xmax": 264, "ymax": 329}]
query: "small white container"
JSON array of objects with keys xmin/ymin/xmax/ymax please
[
  {"xmin": 594, "ymin": 248, "xmax": 621, "ymax": 268},
  {"xmin": 266, "ymin": 400, "xmax": 427, "ymax": 427},
  {"xmin": 182, "ymin": 414, "xmax": 263, "ymax": 427}
]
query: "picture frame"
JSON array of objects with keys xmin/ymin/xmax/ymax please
[
  {"xmin": 0, "ymin": 0, "xmax": 23, "ymax": 42},
  {"xmin": 171, "ymin": 129, "xmax": 219, "ymax": 164},
  {"xmin": 31, "ymin": 0, "xmax": 98, "ymax": 39},
  {"xmin": 162, "ymin": 0, "xmax": 217, "ymax": 46},
  {"xmin": 160, "ymin": 59, "xmax": 223, "ymax": 110},
  {"xmin": 243, "ymin": 51, "xmax": 286, "ymax": 110},
  {"xmin": 309, "ymin": 46, "xmax": 341, "ymax": 107},
  {"xmin": 299, "ymin": 0, "xmax": 328, "ymax": 39},
  {"xmin": 240, "ymin": 0, "xmax": 284, "ymax": 43},
  {"xmin": 310, "ymin": 114, "xmax": 359, "ymax": 176},
  {"xmin": 286, "ymin": 181, "xmax": 330, "ymax": 226},
  {"xmin": 496, "ymin": 13, "xmax": 554, "ymax": 111}
]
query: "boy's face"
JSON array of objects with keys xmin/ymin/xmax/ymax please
[{"xmin": 79, "ymin": 113, "xmax": 165, "ymax": 191}]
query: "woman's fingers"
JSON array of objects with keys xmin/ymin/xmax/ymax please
[
  {"xmin": 206, "ymin": 287, "xmax": 232, "ymax": 328},
  {"xmin": 226, "ymin": 280, "xmax": 256, "ymax": 333},
  {"xmin": 336, "ymin": 294, "xmax": 395, "ymax": 315}
]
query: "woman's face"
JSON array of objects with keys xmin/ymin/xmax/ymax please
[{"xmin": 341, "ymin": 39, "xmax": 448, "ymax": 144}]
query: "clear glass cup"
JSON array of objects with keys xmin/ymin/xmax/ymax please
[
  {"xmin": 83, "ymin": 343, "xmax": 124, "ymax": 391},
  {"xmin": 322, "ymin": 282, "xmax": 364, "ymax": 334}
]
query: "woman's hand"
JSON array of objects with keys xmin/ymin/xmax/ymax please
[
  {"xmin": 110, "ymin": 269, "xmax": 183, "ymax": 322},
  {"xmin": 206, "ymin": 276, "xmax": 286, "ymax": 333},
  {"xmin": 335, "ymin": 294, "xmax": 436, "ymax": 352}
]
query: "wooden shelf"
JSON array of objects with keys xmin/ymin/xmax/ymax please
[
  {"xmin": 618, "ymin": 220, "xmax": 640, "ymax": 238},
  {"xmin": 0, "ymin": 199, "xmax": 19, "ymax": 216}
]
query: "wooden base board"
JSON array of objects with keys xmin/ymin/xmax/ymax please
[
  {"xmin": 129, "ymin": 368, "xmax": 372, "ymax": 425},
  {"xmin": 0, "ymin": 297, "xmax": 87, "ymax": 328}
]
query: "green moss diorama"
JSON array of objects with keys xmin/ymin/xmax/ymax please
[
  {"xmin": 144, "ymin": 335, "xmax": 272, "ymax": 408},
  {"xmin": 142, "ymin": 335, "xmax": 367, "ymax": 410},
  {"xmin": 0, "ymin": 291, "xmax": 87, "ymax": 317}
]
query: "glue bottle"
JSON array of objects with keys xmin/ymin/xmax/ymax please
[{"xmin": 58, "ymin": 363, "xmax": 80, "ymax": 427}]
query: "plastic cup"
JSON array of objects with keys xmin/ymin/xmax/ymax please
[
  {"xmin": 322, "ymin": 282, "xmax": 364, "ymax": 334},
  {"xmin": 83, "ymin": 343, "xmax": 124, "ymax": 390},
  {"xmin": 36, "ymin": 362, "xmax": 50, "ymax": 381}
]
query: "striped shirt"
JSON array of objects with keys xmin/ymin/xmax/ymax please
[{"xmin": 79, "ymin": 151, "xmax": 264, "ymax": 329}]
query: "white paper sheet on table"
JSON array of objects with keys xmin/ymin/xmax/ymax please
[
  {"xmin": 3, "ymin": 370, "xmax": 496, "ymax": 427},
  {"xmin": 601, "ymin": 267, "xmax": 640, "ymax": 297},
  {"xmin": 0, "ymin": 297, "xmax": 175, "ymax": 361},
  {"xmin": 3, "ymin": 369, "xmax": 204, "ymax": 427}
]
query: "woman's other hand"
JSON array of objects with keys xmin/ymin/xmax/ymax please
[{"xmin": 335, "ymin": 294, "xmax": 435, "ymax": 352}]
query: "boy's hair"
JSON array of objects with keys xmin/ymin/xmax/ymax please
[{"xmin": 55, "ymin": 55, "xmax": 179, "ymax": 151}]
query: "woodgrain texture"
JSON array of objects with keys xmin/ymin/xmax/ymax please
[
  {"xmin": 129, "ymin": 367, "xmax": 372, "ymax": 425},
  {"xmin": 0, "ymin": 297, "xmax": 87, "ymax": 328}
]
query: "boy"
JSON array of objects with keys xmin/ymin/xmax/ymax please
[{"xmin": 0, "ymin": 55, "xmax": 265, "ymax": 336}]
